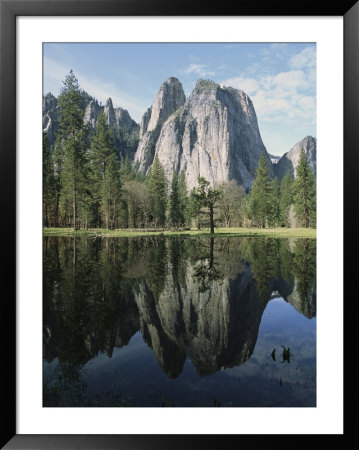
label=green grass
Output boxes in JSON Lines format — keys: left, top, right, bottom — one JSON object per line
{"left": 43, "top": 227, "right": 316, "bottom": 239}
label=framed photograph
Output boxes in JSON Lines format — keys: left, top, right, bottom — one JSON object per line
{"left": 1, "top": 0, "right": 355, "bottom": 448}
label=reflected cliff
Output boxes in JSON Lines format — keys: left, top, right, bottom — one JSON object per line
{"left": 43, "top": 236, "right": 316, "bottom": 380}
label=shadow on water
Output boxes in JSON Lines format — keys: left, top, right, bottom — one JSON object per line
{"left": 43, "top": 235, "right": 316, "bottom": 406}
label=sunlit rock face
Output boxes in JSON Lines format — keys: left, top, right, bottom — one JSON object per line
{"left": 275, "top": 136, "right": 317, "bottom": 181}
{"left": 135, "top": 78, "right": 273, "bottom": 191}
{"left": 135, "top": 77, "right": 186, "bottom": 173}
{"left": 84, "top": 100, "right": 102, "bottom": 127}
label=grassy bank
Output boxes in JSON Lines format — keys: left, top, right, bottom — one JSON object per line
{"left": 43, "top": 227, "right": 316, "bottom": 239}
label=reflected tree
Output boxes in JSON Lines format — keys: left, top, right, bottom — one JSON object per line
{"left": 145, "top": 236, "right": 168, "bottom": 300}
{"left": 292, "top": 239, "right": 316, "bottom": 316}
{"left": 245, "top": 238, "right": 279, "bottom": 301}
{"left": 193, "top": 237, "right": 223, "bottom": 293}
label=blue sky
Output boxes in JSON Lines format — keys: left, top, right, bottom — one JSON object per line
{"left": 43, "top": 43, "right": 316, "bottom": 156}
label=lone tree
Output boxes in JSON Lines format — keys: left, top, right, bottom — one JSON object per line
{"left": 293, "top": 147, "right": 316, "bottom": 228}
{"left": 192, "top": 177, "right": 222, "bottom": 234}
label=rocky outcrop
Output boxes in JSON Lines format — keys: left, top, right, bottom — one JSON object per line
{"left": 104, "top": 98, "right": 116, "bottom": 127}
{"left": 139, "top": 107, "right": 152, "bottom": 138}
{"left": 84, "top": 100, "right": 102, "bottom": 127}
{"left": 102, "top": 97, "right": 138, "bottom": 131}
{"left": 135, "top": 77, "right": 186, "bottom": 172}
{"left": 136, "top": 79, "right": 273, "bottom": 191}
{"left": 275, "top": 136, "right": 316, "bottom": 180}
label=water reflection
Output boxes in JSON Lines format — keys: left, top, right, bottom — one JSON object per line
{"left": 43, "top": 236, "right": 316, "bottom": 405}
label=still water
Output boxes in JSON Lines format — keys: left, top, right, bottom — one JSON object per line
{"left": 43, "top": 235, "right": 316, "bottom": 407}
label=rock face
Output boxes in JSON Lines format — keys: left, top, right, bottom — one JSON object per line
{"left": 135, "top": 77, "right": 186, "bottom": 172}
{"left": 84, "top": 100, "right": 102, "bottom": 127}
{"left": 135, "top": 78, "right": 272, "bottom": 191}
{"left": 275, "top": 136, "right": 316, "bottom": 180}
{"left": 101, "top": 97, "right": 140, "bottom": 158}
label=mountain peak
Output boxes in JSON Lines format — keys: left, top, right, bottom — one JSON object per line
{"left": 194, "top": 79, "right": 219, "bottom": 91}
{"left": 275, "top": 135, "right": 317, "bottom": 180}
{"left": 164, "top": 76, "right": 182, "bottom": 86}
{"left": 105, "top": 97, "right": 114, "bottom": 108}
{"left": 134, "top": 77, "right": 186, "bottom": 171}
{"left": 135, "top": 77, "right": 270, "bottom": 190}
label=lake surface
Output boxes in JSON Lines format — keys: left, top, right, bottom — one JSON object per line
{"left": 43, "top": 235, "right": 316, "bottom": 407}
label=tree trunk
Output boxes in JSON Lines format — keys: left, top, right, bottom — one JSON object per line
{"left": 73, "top": 199, "right": 77, "bottom": 230}
{"left": 209, "top": 205, "right": 215, "bottom": 234}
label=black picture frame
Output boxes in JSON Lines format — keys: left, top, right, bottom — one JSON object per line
{"left": 1, "top": 0, "right": 356, "bottom": 448}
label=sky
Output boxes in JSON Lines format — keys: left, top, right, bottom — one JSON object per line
{"left": 43, "top": 42, "right": 316, "bottom": 156}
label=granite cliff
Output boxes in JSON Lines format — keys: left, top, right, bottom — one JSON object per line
{"left": 135, "top": 78, "right": 273, "bottom": 190}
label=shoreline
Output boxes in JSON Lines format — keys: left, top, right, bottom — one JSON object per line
{"left": 43, "top": 227, "right": 316, "bottom": 239}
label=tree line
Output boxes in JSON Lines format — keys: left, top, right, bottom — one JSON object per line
{"left": 43, "top": 71, "right": 316, "bottom": 230}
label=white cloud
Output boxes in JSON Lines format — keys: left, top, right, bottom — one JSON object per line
{"left": 181, "top": 63, "right": 215, "bottom": 78}
{"left": 43, "top": 58, "right": 146, "bottom": 122}
{"left": 289, "top": 46, "right": 316, "bottom": 70}
{"left": 271, "top": 70, "right": 305, "bottom": 92}
{"left": 221, "top": 77, "right": 259, "bottom": 95}
{"left": 221, "top": 67, "right": 316, "bottom": 128}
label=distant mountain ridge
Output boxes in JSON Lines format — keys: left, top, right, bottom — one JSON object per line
{"left": 43, "top": 78, "right": 316, "bottom": 189}
{"left": 268, "top": 153, "right": 280, "bottom": 164}
{"left": 42, "top": 91, "right": 140, "bottom": 160}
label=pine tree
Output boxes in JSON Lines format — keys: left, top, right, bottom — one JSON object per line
{"left": 54, "top": 70, "right": 88, "bottom": 230}
{"left": 88, "top": 111, "right": 120, "bottom": 228}
{"left": 147, "top": 156, "right": 168, "bottom": 226}
{"left": 119, "top": 155, "right": 135, "bottom": 183}
{"left": 101, "top": 153, "right": 121, "bottom": 229}
{"left": 279, "top": 172, "right": 294, "bottom": 227}
{"left": 293, "top": 148, "right": 316, "bottom": 227}
{"left": 168, "top": 172, "right": 184, "bottom": 226}
{"left": 178, "top": 170, "right": 189, "bottom": 225}
{"left": 248, "top": 152, "right": 272, "bottom": 228}
{"left": 268, "top": 176, "right": 280, "bottom": 227}
{"left": 43, "top": 132, "right": 58, "bottom": 227}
